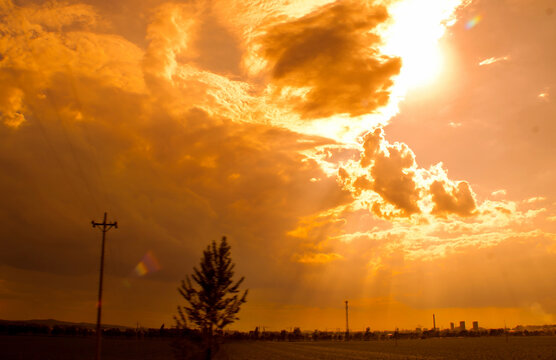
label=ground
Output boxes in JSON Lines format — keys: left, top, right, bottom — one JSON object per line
{"left": 1, "top": 335, "right": 556, "bottom": 359}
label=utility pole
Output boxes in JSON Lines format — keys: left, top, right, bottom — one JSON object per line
{"left": 433, "top": 314, "right": 436, "bottom": 331}
{"left": 345, "top": 300, "right": 349, "bottom": 340}
{"left": 92, "top": 212, "right": 117, "bottom": 360}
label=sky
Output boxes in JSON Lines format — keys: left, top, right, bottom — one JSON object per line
{"left": 0, "top": 0, "right": 555, "bottom": 332}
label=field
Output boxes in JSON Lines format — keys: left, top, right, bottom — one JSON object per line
{"left": 2, "top": 335, "right": 556, "bottom": 359}
{"left": 222, "top": 337, "right": 556, "bottom": 359}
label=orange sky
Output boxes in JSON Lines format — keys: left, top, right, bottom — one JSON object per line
{"left": 1, "top": 0, "right": 555, "bottom": 331}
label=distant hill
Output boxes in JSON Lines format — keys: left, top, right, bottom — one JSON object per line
{"left": 0, "top": 319, "right": 131, "bottom": 330}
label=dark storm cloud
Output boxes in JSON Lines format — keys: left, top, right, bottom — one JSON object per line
{"left": 258, "top": 0, "right": 401, "bottom": 119}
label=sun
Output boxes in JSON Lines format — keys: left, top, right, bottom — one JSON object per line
{"left": 287, "top": 0, "right": 466, "bottom": 144}
{"left": 379, "top": 0, "right": 464, "bottom": 91}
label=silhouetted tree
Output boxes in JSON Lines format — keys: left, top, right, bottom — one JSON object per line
{"left": 175, "top": 236, "right": 247, "bottom": 360}
{"left": 364, "top": 327, "right": 371, "bottom": 340}
{"left": 292, "top": 327, "right": 302, "bottom": 341}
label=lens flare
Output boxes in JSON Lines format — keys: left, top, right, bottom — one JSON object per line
{"left": 133, "top": 250, "right": 161, "bottom": 277}
{"left": 465, "top": 15, "right": 481, "bottom": 29}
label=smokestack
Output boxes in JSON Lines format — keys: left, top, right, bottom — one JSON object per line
{"left": 433, "top": 314, "right": 436, "bottom": 331}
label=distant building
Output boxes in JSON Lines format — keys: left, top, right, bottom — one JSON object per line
{"left": 450, "top": 322, "right": 455, "bottom": 330}
{"left": 460, "top": 321, "right": 466, "bottom": 331}
{"left": 473, "top": 321, "right": 479, "bottom": 331}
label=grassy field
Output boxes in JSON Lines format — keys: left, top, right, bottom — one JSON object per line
{"left": 0, "top": 335, "right": 174, "bottom": 360}
{"left": 221, "top": 337, "right": 556, "bottom": 359}
{"left": 2, "top": 335, "right": 556, "bottom": 359}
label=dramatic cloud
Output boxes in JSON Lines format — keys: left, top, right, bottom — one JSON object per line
{"left": 430, "top": 180, "right": 476, "bottom": 217}
{"left": 338, "top": 127, "right": 477, "bottom": 218}
{"left": 0, "top": 0, "right": 351, "bottom": 307}
{"left": 359, "top": 128, "right": 420, "bottom": 216}
{"left": 257, "top": 0, "right": 401, "bottom": 119}
{"left": 1, "top": 0, "right": 555, "bottom": 331}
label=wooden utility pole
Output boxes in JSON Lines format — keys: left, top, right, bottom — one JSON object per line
{"left": 92, "top": 212, "right": 117, "bottom": 360}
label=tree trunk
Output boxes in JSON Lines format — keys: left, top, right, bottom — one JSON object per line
{"left": 205, "top": 324, "right": 213, "bottom": 360}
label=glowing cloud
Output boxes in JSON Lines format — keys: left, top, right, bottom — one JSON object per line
{"left": 2, "top": 0, "right": 554, "bottom": 332}
{"left": 478, "top": 56, "right": 510, "bottom": 66}
{"left": 294, "top": 252, "right": 343, "bottom": 264}
{"left": 526, "top": 197, "right": 547, "bottom": 204}
{"left": 430, "top": 180, "right": 476, "bottom": 217}
{"left": 337, "top": 127, "right": 479, "bottom": 219}
{"left": 538, "top": 89, "right": 550, "bottom": 100}
{"left": 235, "top": 0, "right": 468, "bottom": 142}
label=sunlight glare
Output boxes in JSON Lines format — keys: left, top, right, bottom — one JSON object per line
{"left": 380, "top": 0, "right": 465, "bottom": 90}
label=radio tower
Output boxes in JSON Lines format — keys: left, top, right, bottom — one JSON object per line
{"left": 345, "top": 300, "right": 349, "bottom": 340}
